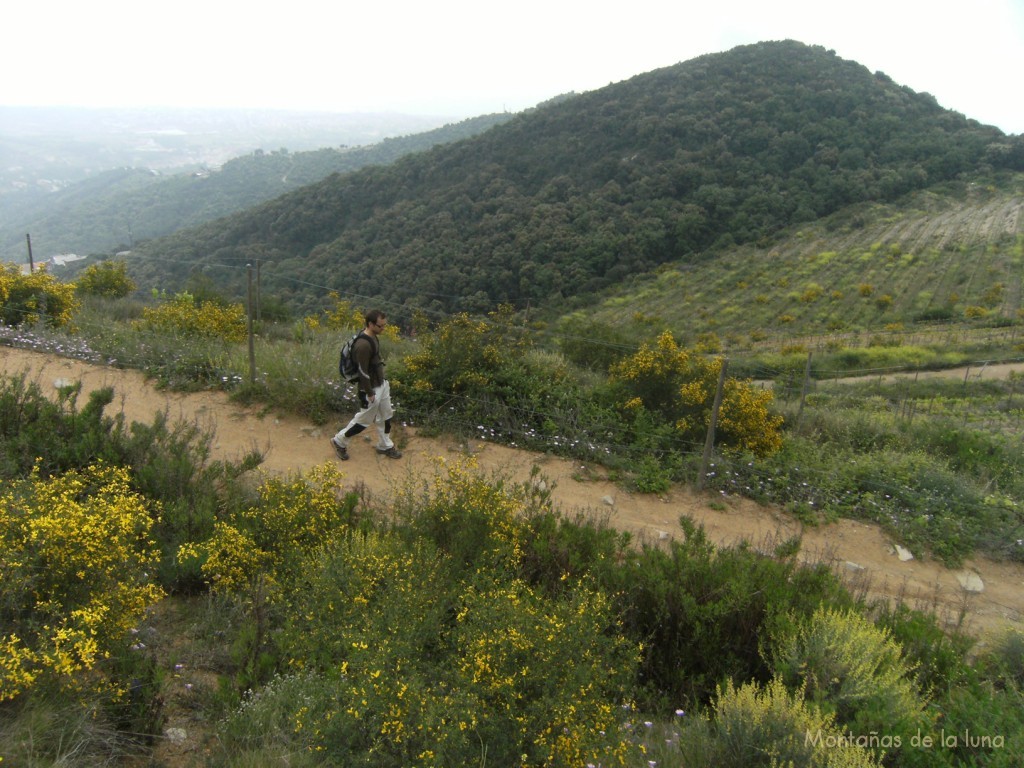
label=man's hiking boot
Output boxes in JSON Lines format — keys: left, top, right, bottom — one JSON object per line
{"left": 331, "top": 437, "right": 349, "bottom": 461}
{"left": 376, "top": 446, "right": 402, "bottom": 459}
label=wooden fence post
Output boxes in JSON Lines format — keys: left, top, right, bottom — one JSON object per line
{"left": 795, "top": 351, "right": 813, "bottom": 429}
{"left": 247, "top": 264, "right": 256, "bottom": 385}
{"left": 697, "top": 358, "right": 728, "bottom": 490}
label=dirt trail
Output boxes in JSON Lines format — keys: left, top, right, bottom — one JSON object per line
{"left": 3, "top": 346, "right": 1023, "bottom": 642}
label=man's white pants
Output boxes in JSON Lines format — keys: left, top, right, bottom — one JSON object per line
{"left": 333, "top": 380, "right": 395, "bottom": 449}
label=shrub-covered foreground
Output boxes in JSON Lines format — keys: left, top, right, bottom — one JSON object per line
{"left": 1, "top": 371, "right": 1022, "bottom": 766}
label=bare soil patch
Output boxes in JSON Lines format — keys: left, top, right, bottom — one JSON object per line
{"left": 3, "top": 346, "right": 1022, "bottom": 643}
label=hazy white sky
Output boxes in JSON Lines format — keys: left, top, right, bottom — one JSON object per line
{"left": 3, "top": 0, "right": 1022, "bottom": 134}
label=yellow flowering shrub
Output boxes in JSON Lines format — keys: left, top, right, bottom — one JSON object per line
{"left": 74, "top": 259, "right": 136, "bottom": 298}
{"left": 403, "top": 312, "right": 490, "bottom": 392}
{"left": 610, "top": 330, "right": 783, "bottom": 457}
{"left": 0, "top": 463, "right": 164, "bottom": 702}
{"left": 135, "top": 291, "right": 247, "bottom": 342}
{"left": 282, "top": 531, "right": 470, "bottom": 762}
{"left": 317, "top": 293, "right": 363, "bottom": 331}
{"left": 452, "top": 578, "right": 641, "bottom": 767}
{"left": 178, "top": 522, "right": 267, "bottom": 594}
{"left": 395, "top": 456, "right": 536, "bottom": 572}
{"left": 311, "top": 292, "right": 399, "bottom": 341}
{"left": 403, "top": 305, "right": 532, "bottom": 394}
{"left": 0, "top": 263, "right": 79, "bottom": 328}
{"left": 177, "top": 463, "right": 352, "bottom": 595}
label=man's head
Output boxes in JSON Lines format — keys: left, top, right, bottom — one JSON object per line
{"left": 365, "top": 309, "right": 387, "bottom": 334}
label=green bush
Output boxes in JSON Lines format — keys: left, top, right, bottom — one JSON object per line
{"left": 874, "top": 603, "right": 975, "bottom": 695}
{"left": 924, "top": 677, "right": 1023, "bottom": 768}
{"left": 518, "top": 507, "right": 632, "bottom": 596}
{"left": 556, "top": 315, "right": 633, "bottom": 371}
{"left": 768, "top": 606, "right": 928, "bottom": 752}
{"left": 705, "top": 435, "right": 1016, "bottom": 566}
{"left": 604, "top": 517, "right": 853, "bottom": 711}
{"left": 694, "top": 677, "right": 882, "bottom": 767}
{"left": 396, "top": 308, "right": 633, "bottom": 465}
{"left": 394, "top": 457, "right": 538, "bottom": 576}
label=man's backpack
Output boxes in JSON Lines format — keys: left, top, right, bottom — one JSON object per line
{"left": 338, "top": 332, "right": 365, "bottom": 383}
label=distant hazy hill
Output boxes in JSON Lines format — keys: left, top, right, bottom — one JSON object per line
{"left": 0, "top": 112, "right": 513, "bottom": 262}
{"left": 116, "top": 42, "right": 1024, "bottom": 323}
{"left": 0, "top": 105, "right": 459, "bottom": 178}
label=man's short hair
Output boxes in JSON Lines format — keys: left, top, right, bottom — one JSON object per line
{"left": 365, "top": 309, "right": 386, "bottom": 326}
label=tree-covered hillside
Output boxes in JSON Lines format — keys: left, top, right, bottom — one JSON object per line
{"left": 1, "top": 113, "right": 512, "bottom": 263}
{"left": 126, "top": 40, "right": 1023, "bottom": 320}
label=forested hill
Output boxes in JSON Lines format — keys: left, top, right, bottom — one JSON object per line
{"left": 127, "top": 40, "right": 1024, "bottom": 319}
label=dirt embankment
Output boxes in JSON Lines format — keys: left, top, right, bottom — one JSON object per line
{"left": 3, "top": 346, "right": 1023, "bottom": 641}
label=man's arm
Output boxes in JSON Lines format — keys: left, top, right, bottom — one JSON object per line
{"left": 354, "top": 335, "right": 375, "bottom": 395}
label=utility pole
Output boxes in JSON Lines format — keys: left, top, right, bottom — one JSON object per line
{"left": 26, "top": 234, "right": 34, "bottom": 273}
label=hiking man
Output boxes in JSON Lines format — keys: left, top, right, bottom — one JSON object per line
{"left": 331, "top": 309, "right": 402, "bottom": 460}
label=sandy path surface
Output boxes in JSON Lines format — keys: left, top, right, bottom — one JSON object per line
{"left": 3, "top": 345, "right": 1022, "bottom": 641}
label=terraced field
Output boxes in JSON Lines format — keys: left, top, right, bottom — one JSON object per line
{"left": 583, "top": 178, "right": 1024, "bottom": 348}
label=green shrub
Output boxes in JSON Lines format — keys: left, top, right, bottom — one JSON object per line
{"left": 633, "top": 454, "right": 674, "bottom": 493}
{"left": 874, "top": 603, "right": 975, "bottom": 695}
{"left": 768, "top": 606, "right": 928, "bottom": 757}
{"left": 605, "top": 517, "right": 853, "bottom": 710}
{"left": 394, "top": 457, "right": 537, "bottom": 576}
{"left": 556, "top": 315, "right": 633, "bottom": 371}
{"left": 926, "top": 677, "right": 1022, "bottom": 768}
{"left": 980, "top": 629, "right": 1024, "bottom": 690}
{"left": 518, "top": 507, "right": 632, "bottom": 596}
{"left": 695, "top": 677, "right": 882, "bottom": 767}
{"left": 705, "top": 436, "right": 1010, "bottom": 566}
